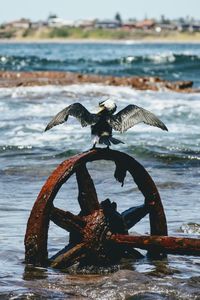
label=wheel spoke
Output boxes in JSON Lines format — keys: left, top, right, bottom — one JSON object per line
{"left": 50, "top": 206, "right": 85, "bottom": 233}
{"left": 122, "top": 247, "right": 144, "bottom": 259}
{"left": 50, "top": 242, "right": 87, "bottom": 269}
{"left": 76, "top": 164, "right": 100, "bottom": 215}
{"left": 121, "top": 205, "right": 149, "bottom": 230}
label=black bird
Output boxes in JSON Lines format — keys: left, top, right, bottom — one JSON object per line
{"left": 45, "top": 99, "right": 168, "bottom": 147}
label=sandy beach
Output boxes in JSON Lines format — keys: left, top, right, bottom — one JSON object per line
{"left": 0, "top": 37, "right": 200, "bottom": 44}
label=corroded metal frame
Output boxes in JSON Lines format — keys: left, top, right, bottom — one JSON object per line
{"left": 24, "top": 148, "right": 200, "bottom": 268}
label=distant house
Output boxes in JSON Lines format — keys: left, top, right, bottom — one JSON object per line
{"left": 47, "top": 14, "right": 75, "bottom": 28}
{"left": 5, "top": 18, "right": 31, "bottom": 29}
{"left": 155, "top": 23, "right": 177, "bottom": 32}
{"left": 74, "top": 19, "right": 95, "bottom": 29}
{"left": 191, "top": 24, "right": 200, "bottom": 32}
{"left": 135, "top": 19, "right": 155, "bottom": 30}
{"left": 31, "top": 21, "right": 47, "bottom": 29}
{"left": 122, "top": 20, "right": 136, "bottom": 29}
{"left": 177, "top": 23, "right": 190, "bottom": 32}
{"left": 177, "top": 23, "right": 200, "bottom": 32}
{"left": 95, "top": 19, "right": 121, "bottom": 29}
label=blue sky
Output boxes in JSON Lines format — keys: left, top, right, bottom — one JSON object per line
{"left": 1, "top": 0, "right": 200, "bottom": 23}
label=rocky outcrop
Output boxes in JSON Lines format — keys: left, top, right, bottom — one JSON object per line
{"left": 0, "top": 71, "right": 197, "bottom": 92}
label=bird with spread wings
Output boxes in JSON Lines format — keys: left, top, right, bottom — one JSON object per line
{"left": 45, "top": 99, "right": 168, "bottom": 148}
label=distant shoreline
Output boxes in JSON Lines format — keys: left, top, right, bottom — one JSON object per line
{"left": 0, "top": 38, "right": 200, "bottom": 44}
{"left": 1, "top": 25, "right": 200, "bottom": 44}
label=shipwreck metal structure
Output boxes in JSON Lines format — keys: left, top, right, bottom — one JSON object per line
{"left": 25, "top": 148, "right": 200, "bottom": 269}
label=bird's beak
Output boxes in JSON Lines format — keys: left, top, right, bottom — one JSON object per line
{"left": 97, "top": 105, "right": 105, "bottom": 114}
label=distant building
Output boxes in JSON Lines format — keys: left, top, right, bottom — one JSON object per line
{"left": 47, "top": 14, "right": 75, "bottom": 28}
{"left": 155, "top": 23, "right": 177, "bottom": 32}
{"left": 177, "top": 23, "right": 200, "bottom": 32}
{"left": 4, "top": 18, "right": 31, "bottom": 29}
{"left": 1, "top": 14, "right": 200, "bottom": 36}
{"left": 135, "top": 19, "right": 155, "bottom": 30}
{"left": 191, "top": 24, "right": 200, "bottom": 31}
{"left": 74, "top": 19, "right": 95, "bottom": 29}
{"left": 31, "top": 21, "right": 47, "bottom": 29}
{"left": 122, "top": 20, "right": 136, "bottom": 29}
{"left": 95, "top": 19, "right": 121, "bottom": 29}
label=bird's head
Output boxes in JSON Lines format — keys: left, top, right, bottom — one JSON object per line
{"left": 98, "top": 99, "right": 117, "bottom": 115}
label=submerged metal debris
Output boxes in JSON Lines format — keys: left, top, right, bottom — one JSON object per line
{"left": 24, "top": 148, "right": 200, "bottom": 269}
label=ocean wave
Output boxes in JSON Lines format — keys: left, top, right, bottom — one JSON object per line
{"left": 0, "top": 83, "right": 199, "bottom": 165}
{"left": 1, "top": 83, "right": 199, "bottom": 125}
{"left": 127, "top": 144, "right": 200, "bottom": 164}
{"left": 0, "top": 82, "right": 199, "bottom": 123}
{"left": 180, "top": 223, "right": 200, "bottom": 235}
{"left": 1, "top": 137, "right": 199, "bottom": 166}
{"left": 148, "top": 53, "right": 176, "bottom": 63}
{"left": 1, "top": 52, "right": 200, "bottom": 85}
{"left": 1, "top": 53, "right": 200, "bottom": 71}
{"left": 0, "top": 81, "right": 199, "bottom": 98}
{"left": 121, "top": 52, "right": 176, "bottom": 64}
{"left": 0, "top": 145, "right": 33, "bottom": 152}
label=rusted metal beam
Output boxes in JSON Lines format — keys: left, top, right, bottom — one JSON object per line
{"left": 110, "top": 234, "right": 200, "bottom": 256}
{"left": 50, "top": 242, "right": 87, "bottom": 269}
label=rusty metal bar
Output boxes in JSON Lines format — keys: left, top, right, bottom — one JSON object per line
{"left": 110, "top": 234, "right": 200, "bottom": 256}
{"left": 50, "top": 242, "right": 87, "bottom": 269}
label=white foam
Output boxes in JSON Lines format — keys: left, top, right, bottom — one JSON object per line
{"left": 148, "top": 52, "right": 176, "bottom": 64}
{"left": 0, "top": 83, "right": 199, "bottom": 148}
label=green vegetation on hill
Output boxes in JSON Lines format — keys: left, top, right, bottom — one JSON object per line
{"left": 26, "top": 27, "right": 150, "bottom": 40}
{"left": 1, "top": 26, "right": 200, "bottom": 41}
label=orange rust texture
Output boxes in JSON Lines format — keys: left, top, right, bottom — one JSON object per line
{"left": 110, "top": 234, "right": 200, "bottom": 256}
{"left": 25, "top": 148, "right": 200, "bottom": 267}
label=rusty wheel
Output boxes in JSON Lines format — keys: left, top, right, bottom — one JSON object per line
{"left": 25, "top": 148, "right": 168, "bottom": 268}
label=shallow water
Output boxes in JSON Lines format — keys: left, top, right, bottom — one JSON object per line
{"left": 0, "top": 43, "right": 200, "bottom": 299}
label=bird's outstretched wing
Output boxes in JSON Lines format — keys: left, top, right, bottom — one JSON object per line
{"left": 45, "top": 102, "right": 99, "bottom": 131}
{"left": 108, "top": 104, "right": 168, "bottom": 132}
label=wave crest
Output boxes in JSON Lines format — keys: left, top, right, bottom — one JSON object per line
{"left": 1, "top": 53, "right": 200, "bottom": 72}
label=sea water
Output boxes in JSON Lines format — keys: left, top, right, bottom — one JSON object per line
{"left": 0, "top": 42, "right": 200, "bottom": 299}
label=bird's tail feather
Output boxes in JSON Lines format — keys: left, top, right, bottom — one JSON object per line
{"left": 109, "top": 137, "right": 124, "bottom": 145}
{"left": 99, "top": 136, "right": 124, "bottom": 146}
{"left": 99, "top": 136, "right": 111, "bottom": 146}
